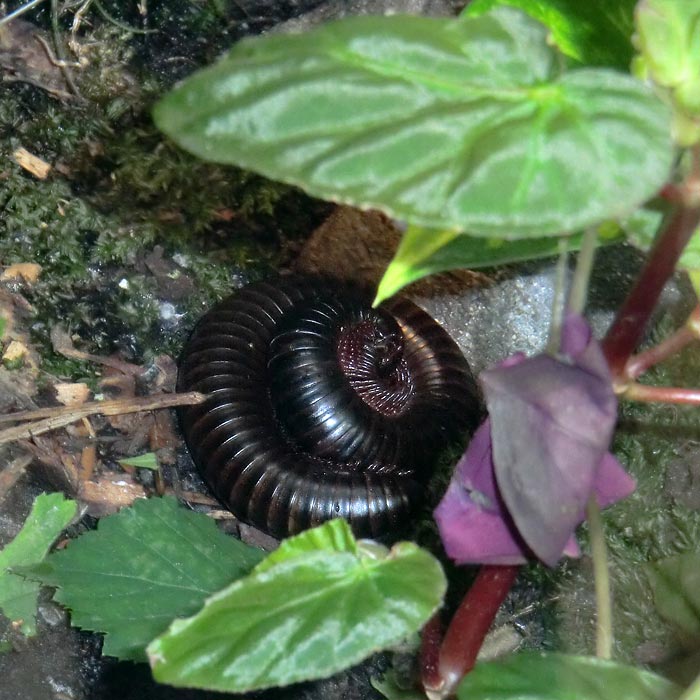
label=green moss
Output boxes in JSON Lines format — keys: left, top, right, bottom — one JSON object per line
{"left": 2, "top": 357, "right": 25, "bottom": 371}
{"left": 0, "top": 7, "right": 312, "bottom": 380}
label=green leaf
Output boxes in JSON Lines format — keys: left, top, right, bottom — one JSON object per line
{"left": 148, "top": 521, "right": 446, "bottom": 693}
{"left": 374, "top": 223, "right": 624, "bottom": 305}
{"left": 465, "top": 0, "right": 637, "bottom": 69}
{"left": 118, "top": 452, "right": 159, "bottom": 470}
{"left": 647, "top": 551, "right": 700, "bottom": 640}
{"left": 253, "top": 517, "right": 358, "bottom": 574}
{"left": 635, "top": 0, "right": 700, "bottom": 146}
{"left": 154, "top": 10, "right": 673, "bottom": 239}
{"left": 0, "top": 316, "right": 5, "bottom": 338}
{"left": 457, "top": 652, "right": 683, "bottom": 700}
{"left": 622, "top": 206, "right": 664, "bottom": 246}
{"left": 0, "top": 493, "right": 77, "bottom": 636}
{"left": 25, "top": 496, "right": 264, "bottom": 661}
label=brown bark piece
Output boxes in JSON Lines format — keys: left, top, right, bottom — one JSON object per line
{"left": 11, "top": 148, "right": 51, "bottom": 179}
{"left": 294, "top": 206, "right": 488, "bottom": 296}
{"left": 80, "top": 472, "right": 147, "bottom": 516}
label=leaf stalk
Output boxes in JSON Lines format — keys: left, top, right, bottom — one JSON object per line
{"left": 586, "top": 496, "right": 612, "bottom": 660}
{"left": 623, "top": 305, "right": 700, "bottom": 380}
{"left": 602, "top": 202, "right": 700, "bottom": 375}
{"left": 423, "top": 565, "right": 519, "bottom": 699}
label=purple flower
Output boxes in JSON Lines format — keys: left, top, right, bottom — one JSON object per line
{"left": 435, "top": 314, "right": 635, "bottom": 567}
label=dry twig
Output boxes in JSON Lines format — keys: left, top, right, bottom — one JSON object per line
{"left": 0, "top": 392, "right": 205, "bottom": 446}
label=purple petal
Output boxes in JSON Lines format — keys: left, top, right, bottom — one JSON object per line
{"left": 435, "top": 315, "right": 635, "bottom": 568}
{"left": 560, "top": 312, "right": 613, "bottom": 383}
{"left": 559, "top": 312, "right": 591, "bottom": 358}
{"left": 563, "top": 535, "right": 581, "bottom": 558}
{"left": 434, "top": 422, "right": 530, "bottom": 565}
{"left": 482, "top": 321, "right": 621, "bottom": 567}
{"left": 593, "top": 452, "right": 636, "bottom": 506}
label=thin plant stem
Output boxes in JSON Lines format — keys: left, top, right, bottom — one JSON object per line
{"left": 624, "top": 308, "right": 700, "bottom": 380}
{"left": 586, "top": 495, "right": 612, "bottom": 660}
{"left": 567, "top": 227, "right": 598, "bottom": 316}
{"left": 420, "top": 614, "right": 443, "bottom": 692}
{"left": 622, "top": 383, "right": 700, "bottom": 404}
{"left": 0, "top": 0, "right": 46, "bottom": 26}
{"left": 546, "top": 237, "right": 569, "bottom": 355}
{"left": 0, "top": 392, "right": 205, "bottom": 446}
{"left": 50, "top": 0, "right": 82, "bottom": 98}
{"left": 93, "top": 0, "right": 157, "bottom": 34}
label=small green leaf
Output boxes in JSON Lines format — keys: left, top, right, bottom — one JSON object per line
{"left": 466, "top": 0, "right": 637, "bottom": 69}
{"left": 148, "top": 521, "right": 446, "bottom": 693}
{"left": 0, "top": 317, "right": 6, "bottom": 338}
{"left": 154, "top": 10, "right": 673, "bottom": 239}
{"left": 647, "top": 551, "right": 700, "bottom": 640}
{"left": 375, "top": 225, "right": 592, "bottom": 305}
{"left": 118, "top": 452, "right": 159, "bottom": 470}
{"left": 457, "top": 652, "right": 683, "bottom": 700}
{"left": 374, "top": 222, "right": 625, "bottom": 305}
{"left": 25, "top": 496, "right": 263, "bottom": 661}
{"left": 0, "top": 493, "right": 77, "bottom": 636}
{"left": 635, "top": 0, "right": 700, "bottom": 146}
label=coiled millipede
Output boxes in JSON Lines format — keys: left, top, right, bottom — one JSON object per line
{"left": 177, "top": 276, "right": 480, "bottom": 539}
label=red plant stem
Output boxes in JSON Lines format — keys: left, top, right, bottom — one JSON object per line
{"left": 420, "top": 613, "right": 444, "bottom": 692}
{"left": 624, "top": 309, "right": 700, "bottom": 380}
{"left": 602, "top": 204, "right": 700, "bottom": 376}
{"left": 622, "top": 383, "right": 700, "bottom": 404}
{"left": 425, "top": 565, "right": 519, "bottom": 699}
{"left": 659, "top": 183, "right": 685, "bottom": 203}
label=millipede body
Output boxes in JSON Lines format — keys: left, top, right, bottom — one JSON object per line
{"left": 177, "top": 276, "right": 480, "bottom": 539}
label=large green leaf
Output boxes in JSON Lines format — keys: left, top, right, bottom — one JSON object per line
{"left": 466, "top": 0, "right": 637, "bottom": 69}
{"left": 148, "top": 521, "right": 446, "bottom": 693}
{"left": 25, "top": 496, "right": 263, "bottom": 661}
{"left": 635, "top": 0, "right": 700, "bottom": 146}
{"left": 154, "top": 10, "right": 673, "bottom": 239}
{"left": 457, "top": 652, "right": 682, "bottom": 700}
{"left": 647, "top": 551, "right": 700, "bottom": 640}
{"left": 0, "top": 493, "right": 77, "bottom": 636}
